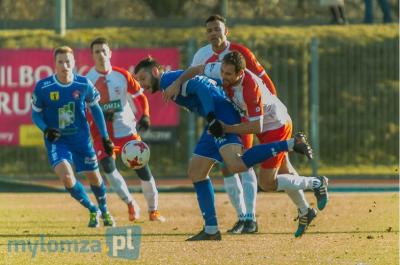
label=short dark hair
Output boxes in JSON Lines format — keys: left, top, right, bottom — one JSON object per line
{"left": 205, "top": 14, "right": 226, "bottom": 25}
{"left": 222, "top": 51, "right": 246, "bottom": 73}
{"left": 134, "top": 56, "right": 162, "bottom": 74}
{"left": 90, "top": 37, "right": 109, "bottom": 51}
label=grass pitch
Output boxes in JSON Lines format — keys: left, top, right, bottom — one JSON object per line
{"left": 0, "top": 192, "right": 398, "bottom": 265}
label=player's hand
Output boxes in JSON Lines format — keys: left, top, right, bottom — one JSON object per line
{"left": 162, "top": 80, "right": 181, "bottom": 102}
{"left": 44, "top": 127, "right": 61, "bottom": 142}
{"left": 102, "top": 137, "right": 115, "bottom": 156}
{"left": 137, "top": 115, "right": 150, "bottom": 131}
{"left": 103, "top": 111, "right": 114, "bottom": 122}
{"left": 207, "top": 112, "right": 224, "bottom": 138}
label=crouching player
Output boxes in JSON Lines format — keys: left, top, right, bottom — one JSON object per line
{"left": 31, "top": 46, "right": 115, "bottom": 228}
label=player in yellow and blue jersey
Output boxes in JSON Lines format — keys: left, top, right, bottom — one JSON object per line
{"left": 31, "top": 46, "right": 115, "bottom": 228}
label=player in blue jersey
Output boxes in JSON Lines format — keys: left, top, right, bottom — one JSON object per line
{"left": 134, "top": 57, "right": 313, "bottom": 241}
{"left": 31, "top": 46, "right": 115, "bottom": 228}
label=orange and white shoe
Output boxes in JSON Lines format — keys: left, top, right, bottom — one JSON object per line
{"left": 127, "top": 200, "right": 140, "bottom": 222}
{"left": 149, "top": 210, "right": 166, "bottom": 222}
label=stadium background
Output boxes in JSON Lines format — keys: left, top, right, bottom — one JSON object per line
{"left": 0, "top": 0, "right": 398, "bottom": 187}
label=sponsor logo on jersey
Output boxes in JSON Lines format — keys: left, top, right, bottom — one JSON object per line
{"left": 50, "top": 91, "right": 59, "bottom": 101}
{"left": 101, "top": 100, "right": 122, "bottom": 113}
{"left": 58, "top": 102, "right": 75, "bottom": 129}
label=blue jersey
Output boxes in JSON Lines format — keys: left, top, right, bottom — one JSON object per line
{"left": 160, "top": 71, "right": 240, "bottom": 124}
{"left": 31, "top": 74, "right": 100, "bottom": 143}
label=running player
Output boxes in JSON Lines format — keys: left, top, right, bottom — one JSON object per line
{"left": 86, "top": 37, "right": 165, "bottom": 222}
{"left": 31, "top": 46, "right": 115, "bottom": 228}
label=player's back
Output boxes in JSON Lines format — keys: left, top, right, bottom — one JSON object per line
{"left": 160, "top": 71, "right": 240, "bottom": 120}
{"left": 33, "top": 74, "right": 97, "bottom": 143}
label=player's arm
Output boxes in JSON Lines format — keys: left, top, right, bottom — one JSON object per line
{"left": 162, "top": 65, "right": 205, "bottom": 102}
{"left": 241, "top": 46, "right": 277, "bottom": 95}
{"left": 129, "top": 75, "right": 151, "bottom": 131}
{"left": 222, "top": 118, "right": 262, "bottom": 135}
{"left": 86, "top": 80, "right": 114, "bottom": 155}
{"left": 31, "top": 87, "right": 61, "bottom": 142}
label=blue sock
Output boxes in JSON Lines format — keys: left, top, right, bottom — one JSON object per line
{"left": 242, "top": 141, "right": 289, "bottom": 168}
{"left": 90, "top": 182, "right": 108, "bottom": 214}
{"left": 193, "top": 179, "right": 218, "bottom": 227}
{"left": 66, "top": 181, "right": 98, "bottom": 213}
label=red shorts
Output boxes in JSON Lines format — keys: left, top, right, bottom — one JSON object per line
{"left": 256, "top": 122, "right": 292, "bottom": 169}
{"left": 241, "top": 134, "right": 253, "bottom": 150}
{"left": 93, "top": 133, "right": 141, "bottom": 161}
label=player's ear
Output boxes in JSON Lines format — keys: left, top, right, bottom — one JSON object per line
{"left": 151, "top": 66, "right": 159, "bottom": 77}
{"left": 225, "top": 27, "right": 229, "bottom": 36}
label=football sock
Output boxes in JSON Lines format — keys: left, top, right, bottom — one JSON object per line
{"left": 105, "top": 169, "right": 133, "bottom": 204}
{"left": 277, "top": 174, "right": 322, "bottom": 191}
{"left": 223, "top": 174, "right": 246, "bottom": 221}
{"left": 66, "top": 181, "right": 98, "bottom": 213}
{"left": 193, "top": 178, "right": 218, "bottom": 228}
{"left": 90, "top": 182, "right": 108, "bottom": 214}
{"left": 141, "top": 177, "right": 158, "bottom": 212}
{"left": 242, "top": 141, "right": 289, "bottom": 168}
{"left": 241, "top": 168, "right": 257, "bottom": 221}
{"left": 286, "top": 189, "right": 310, "bottom": 216}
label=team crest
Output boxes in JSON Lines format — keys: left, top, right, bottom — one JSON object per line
{"left": 72, "top": 90, "right": 81, "bottom": 99}
{"left": 50, "top": 91, "right": 59, "bottom": 101}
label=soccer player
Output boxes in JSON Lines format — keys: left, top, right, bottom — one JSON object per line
{"left": 134, "top": 57, "right": 313, "bottom": 241}
{"left": 163, "top": 51, "right": 329, "bottom": 237}
{"left": 86, "top": 37, "right": 165, "bottom": 222}
{"left": 31, "top": 46, "right": 115, "bottom": 228}
{"left": 188, "top": 14, "right": 277, "bottom": 234}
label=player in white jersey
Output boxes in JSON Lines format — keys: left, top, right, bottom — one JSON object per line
{"left": 186, "top": 14, "right": 280, "bottom": 234}
{"left": 86, "top": 37, "right": 165, "bottom": 222}
{"left": 164, "top": 51, "right": 329, "bottom": 237}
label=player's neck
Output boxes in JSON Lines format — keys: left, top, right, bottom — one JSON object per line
{"left": 56, "top": 73, "right": 73, "bottom": 84}
{"left": 96, "top": 63, "right": 112, "bottom": 74}
{"left": 213, "top": 41, "right": 228, "bottom": 53}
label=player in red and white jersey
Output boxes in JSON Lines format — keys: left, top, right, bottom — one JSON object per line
{"left": 164, "top": 51, "right": 329, "bottom": 237}
{"left": 86, "top": 37, "right": 165, "bottom": 223}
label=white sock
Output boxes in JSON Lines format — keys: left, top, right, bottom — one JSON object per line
{"left": 277, "top": 174, "right": 321, "bottom": 191}
{"left": 240, "top": 168, "right": 257, "bottom": 221}
{"left": 141, "top": 177, "right": 158, "bottom": 212}
{"left": 286, "top": 189, "right": 309, "bottom": 216}
{"left": 105, "top": 169, "right": 133, "bottom": 204}
{"left": 223, "top": 174, "right": 246, "bottom": 220}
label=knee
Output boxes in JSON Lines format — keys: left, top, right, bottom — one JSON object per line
{"left": 100, "top": 157, "right": 116, "bottom": 174}
{"left": 258, "top": 177, "right": 277, "bottom": 192}
{"left": 187, "top": 167, "right": 206, "bottom": 183}
{"left": 62, "top": 174, "right": 75, "bottom": 188}
{"left": 135, "top": 165, "right": 151, "bottom": 181}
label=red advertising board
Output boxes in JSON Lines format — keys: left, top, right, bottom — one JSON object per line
{"left": 0, "top": 48, "right": 180, "bottom": 145}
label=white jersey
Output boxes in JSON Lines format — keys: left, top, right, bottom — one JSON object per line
{"left": 86, "top": 66, "right": 142, "bottom": 138}
{"left": 204, "top": 62, "right": 290, "bottom": 132}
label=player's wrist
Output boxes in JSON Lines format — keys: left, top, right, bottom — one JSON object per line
{"left": 206, "top": 112, "right": 216, "bottom": 123}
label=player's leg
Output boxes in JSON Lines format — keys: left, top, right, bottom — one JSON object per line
{"left": 186, "top": 155, "right": 221, "bottom": 241}
{"left": 220, "top": 165, "right": 246, "bottom": 233}
{"left": 134, "top": 164, "right": 165, "bottom": 222}
{"left": 74, "top": 142, "right": 115, "bottom": 227}
{"left": 186, "top": 131, "right": 224, "bottom": 241}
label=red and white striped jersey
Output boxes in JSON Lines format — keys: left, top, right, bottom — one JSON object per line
{"left": 86, "top": 66, "right": 149, "bottom": 138}
{"left": 204, "top": 62, "right": 289, "bottom": 132}
{"left": 192, "top": 41, "right": 277, "bottom": 95}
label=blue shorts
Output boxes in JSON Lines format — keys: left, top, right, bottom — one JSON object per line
{"left": 45, "top": 139, "right": 98, "bottom": 173}
{"left": 194, "top": 128, "right": 242, "bottom": 163}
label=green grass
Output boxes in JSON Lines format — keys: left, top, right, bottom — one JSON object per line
{"left": 0, "top": 192, "right": 398, "bottom": 265}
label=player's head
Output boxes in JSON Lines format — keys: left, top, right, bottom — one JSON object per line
{"left": 53, "top": 46, "right": 75, "bottom": 76}
{"left": 134, "top": 56, "right": 162, "bottom": 94}
{"left": 221, "top": 51, "right": 246, "bottom": 87}
{"left": 205, "top": 14, "right": 228, "bottom": 49}
{"left": 90, "top": 37, "right": 112, "bottom": 69}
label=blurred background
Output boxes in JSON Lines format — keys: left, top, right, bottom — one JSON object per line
{"left": 0, "top": 0, "right": 398, "bottom": 189}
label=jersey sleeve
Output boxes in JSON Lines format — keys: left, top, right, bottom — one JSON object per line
{"left": 127, "top": 74, "right": 150, "bottom": 117}
{"left": 31, "top": 83, "right": 44, "bottom": 112}
{"left": 203, "top": 62, "right": 223, "bottom": 85}
{"left": 85, "top": 79, "right": 101, "bottom": 106}
{"left": 191, "top": 49, "right": 203, "bottom": 66}
{"left": 236, "top": 45, "right": 277, "bottom": 95}
{"left": 243, "top": 78, "right": 264, "bottom": 120}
